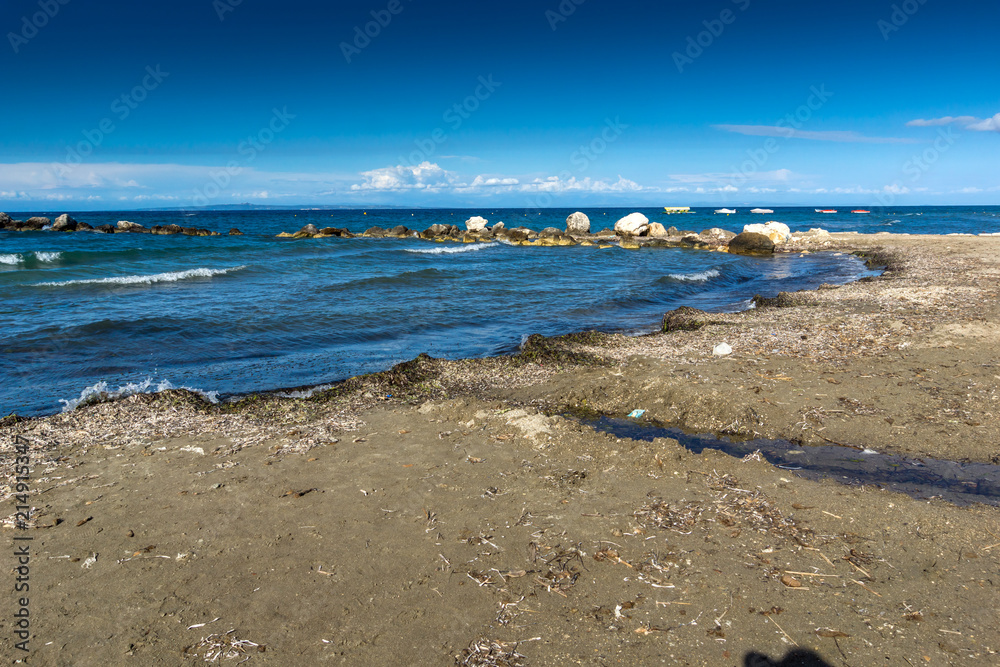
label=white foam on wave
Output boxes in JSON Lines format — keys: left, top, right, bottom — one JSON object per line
{"left": 36, "top": 265, "right": 246, "bottom": 287}
{"left": 0, "top": 253, "right": 23, "bottom": 265}
{"left": 59, "top": 378, "right": 220, "bottom": 412}
{"left": 404, "top": 242, "right": 494, "bottom": 255}
{"left": 35, "top": 251, "right": 62, "bottom": 262}
{"left": 667, "top": 269, "right": 721, "bottom": 283}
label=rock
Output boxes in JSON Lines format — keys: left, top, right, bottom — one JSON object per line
{"left": 25, "top": 217, "right": 51, "bottom": 230}
{"left": 491, "top": 222, "right": 505, "bottom": 231}
{"left": 592, "top": 227, "right": 617, "bottom": 237}
{"left": 565, "top": 211, "right": 590, "bottom": 234}
{"left": 539, "top": 227, "right": 563, "bottom": 237}
{"left": 116, "top": 220, "right": 145, "bottom": 232}
{"left": 95, "top": 224, "right": 116, "bottom": 234}
{"left": 647, "top": 222, "right": 668, "bottom": 237}
{"left": 742, "top": 221, "right": 791, "bottom": 244}
{"left": 151, "top": 224, "right": 183, "bottom": 235}
{"left": 614, "top": 212, "right": 649, "bottom": 236}
{"left": 712, "top": 342, "right": 733, "bottom": 357}
{"left": 464, "top": 216, "right": 488, "bottom": 231}
{"left": 52, "top": 214, "right": 77, "bottom": 232}
{"left": 182, "top": 227, "right": 212, "bottom": 237}
{"left": 363, "top": 226, "right": 388, "bottom": 238}
{"left": 76, "top": 222, "right": 93, "bottom": 231}
{"left": 700, "top": 227, "right": 736, "bottom": 242}
{"left": 318, "top": 227, "right": 353, "bottom": 238}
{"left": 228, "top": 228, "right": 244, "bottom": 235}
{"left": 0, "top": 212, "right": 11, "bottom": 228}
{"left": 680, "top": 234, "right": 704, "bottom": 246}
{"left": 424, "top": 224, "right": 452, "bottom": 236}
{"left": 727, "top": 232, "right": 775, "bottom": 255}
{"left": 289, "top": 224, "right": 319, "bottom": 239}
{"left": 662, "top": 306, "right": 714, "bottom": 332}
{"left": 752, "top": 292, "right": 800, "bottom": 308}
{"left": 496, "top": 227, "right": 530, "bottom": 242}
{"left": 388, "top": 225, "right": 411, "bottom": 237}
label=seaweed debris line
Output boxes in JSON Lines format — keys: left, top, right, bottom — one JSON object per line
{"left": 577, "top": 414, "right": 1000, "bottom": 507}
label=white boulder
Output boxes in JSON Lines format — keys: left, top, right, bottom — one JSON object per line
{"left": 565, "top": 211, "right": 590, "bottom": 234}
{"left": 742, "top": 221, "right": 791, "bottom": 244}
{"left": 465, "top": 216, "right": 488, "bottom": 231}
{"left": 614, "top": 212, "right": 650, "bottom": 236}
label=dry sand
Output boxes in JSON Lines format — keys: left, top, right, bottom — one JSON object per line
{"left": 3, "top": 233, "right": 1000, "bottom": 666}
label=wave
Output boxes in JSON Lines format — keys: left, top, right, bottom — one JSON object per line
{"left": 404, "top": 242, "right": 495, "bottom": 255}
{"left": 59, "top": 377, "right": 220, "bottom": 412}
{"left": 0, "top": 253, "right": 22, "bottom": 265}
{"left": 35, "top": 265, "right": 246, "bottom": 287}
{"left": 35, "top": 251, "right": 62, "bottom": 262}
{"left": 665, "top": 269, "right": 721, "bottom": 283}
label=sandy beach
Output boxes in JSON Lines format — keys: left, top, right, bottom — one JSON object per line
{"left": 3, "top": 233, "right": 1000, "bottom": 665}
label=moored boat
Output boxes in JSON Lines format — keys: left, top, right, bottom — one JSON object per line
{"left": 816, "top": 209, "right": 837, "bottom": 213}
{"left": 750, "top": 208, "right": 774, "bottom": 214}
{"left": 715, "top": 208, "right": 736, "bottom": 215}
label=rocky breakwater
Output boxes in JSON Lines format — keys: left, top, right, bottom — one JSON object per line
{"left": 0, "top": 211, "right": 238, "bottom": 236}
{"left": 724, "top": 221, "right": 831, "bottom": 256}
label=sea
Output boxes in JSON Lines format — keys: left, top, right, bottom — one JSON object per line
{"left": 2, "top": 206, "right": 998, "bottom": 417}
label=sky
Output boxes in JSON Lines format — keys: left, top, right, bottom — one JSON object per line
{"left": 1, "top": 0, "right": 998, "bottom": 210}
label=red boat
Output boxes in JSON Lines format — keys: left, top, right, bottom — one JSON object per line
{"left": 815, "top": 209, "right": 837, "bottom": 213}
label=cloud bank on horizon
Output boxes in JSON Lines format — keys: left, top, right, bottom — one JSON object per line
{"left": 0, "top": 0, "right": 997, "bottom": 209}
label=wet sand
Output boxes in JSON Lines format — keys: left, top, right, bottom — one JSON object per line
{"left": 3, "top": 233, "right": 1000, "bottom": 665}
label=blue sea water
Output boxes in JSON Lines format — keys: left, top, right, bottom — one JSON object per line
{"left": 1, "top": 206, "right": 998, "bottom": 417}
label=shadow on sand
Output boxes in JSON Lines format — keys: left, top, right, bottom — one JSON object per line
{"left": 745, "top": 648, "right": 833, "bottom": 666}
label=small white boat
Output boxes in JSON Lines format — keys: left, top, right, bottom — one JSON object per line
{"left": 715, "top": 208, "right": 736, "bottom": 215}
{"left": 815, "top": 209, "right": 837, "bottom": 213}
{"left": 750, "top": 208, "right": 773, "bottom": 214}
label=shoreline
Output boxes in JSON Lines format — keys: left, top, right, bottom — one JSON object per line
{"left": 3, "top": 231, "right": 1000, "bottom": 665}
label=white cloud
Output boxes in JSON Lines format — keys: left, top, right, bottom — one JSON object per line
{"left": 518, "top": 175, "right": 644, "bottom": 194}
{"left": 906, "top": 113, "right": 1000, "bottom": 132}
{"left": 351, "top": 161, "right": 458, "bottom": 191}
{"left": 350, "top": 163, "right": 646, "bottom": 195}
{"left": 967, "top": 113, "right": 1000, "bottom": 132}
{"left": 714, "top": 125, "right": 917, "bottom": 144}
{"left": 906, "top": 116, "right": 978, "bottom": 127}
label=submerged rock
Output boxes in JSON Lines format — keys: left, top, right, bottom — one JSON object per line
{"left": 228, "top": 228, "right": 244, "bottom": 235}
{"left": 566, "top": 211, "right": 590, "bottom": 234}
{"left": 614, "top": 212, "right": 649, "bottom": 236}
{"left": 727, "top": 231, "right": 775, "bottom": 255}
{"left": 53, "top": 214, "right": 77, "bottom": 231}
{"left": 465, "top": 216, "right": 488, "bottom": 231}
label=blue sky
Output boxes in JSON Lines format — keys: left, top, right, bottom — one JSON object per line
{"left": 1, "top": 0, "right": 997, "bottom": 210}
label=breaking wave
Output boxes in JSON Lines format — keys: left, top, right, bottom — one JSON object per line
{"left": 36, "top": 266, "right": 246, "bottom": 287}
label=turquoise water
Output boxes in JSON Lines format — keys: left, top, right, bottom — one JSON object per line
{"left": 1, "top": 206, "right": 997, "bottom": 417}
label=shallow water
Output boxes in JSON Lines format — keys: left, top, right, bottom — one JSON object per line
{"left": 2, "top": 205, "right": 996, "bottom": 417}
{"left": 581, "top": 415, "right": 1000, "bottom": 507}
